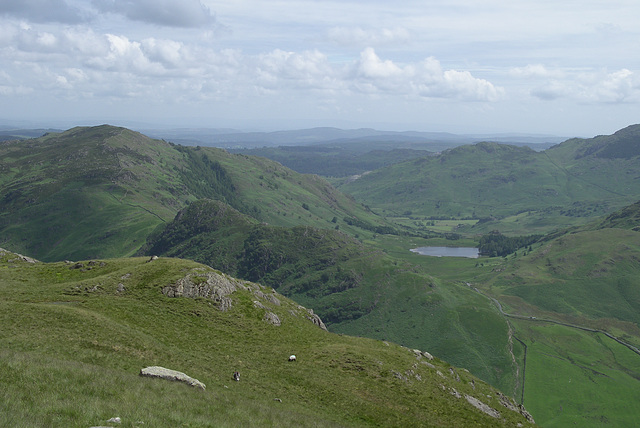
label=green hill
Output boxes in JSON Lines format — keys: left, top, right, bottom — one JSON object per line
{"left": 465, "top": 201, "right": 640, "bottom": 426}
{"left": 338, "top": 125, "right": 640, "bottom": 235}
{"left": 139, "top": 199, "right": 518, "bottom": 393}
{"left": 0, "top": 125, "right": 386, "bottom": 262}
{"left": 0, "top": 248, "right": 535, "bottom": 427}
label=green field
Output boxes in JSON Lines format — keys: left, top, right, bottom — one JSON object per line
{"left": 514, "top": 321, "right": 640, "bottom": 427}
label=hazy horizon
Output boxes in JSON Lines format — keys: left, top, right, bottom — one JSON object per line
{"left": 1, "top": 1, "right": 639, "bottom": 137}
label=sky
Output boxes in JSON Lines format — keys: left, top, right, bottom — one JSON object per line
{"left": 1, "top": 0, "right": 639, "bottom": 137}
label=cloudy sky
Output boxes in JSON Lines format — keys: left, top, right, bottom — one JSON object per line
{"left": 1, "top": 0, "right": 639, "bottom": 136}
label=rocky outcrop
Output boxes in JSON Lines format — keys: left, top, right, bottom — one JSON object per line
{"left": 162, "top": 271, "right": 249, "bottom": 311}
{"left": 0, "top": 248, "right": 38, "bottom": 264}
{"left": 263, "top": 311, "right": 281, "bottom": 326}
{"left": 139, "top": 366, "right": 205, "bottom": 390}
{"left": 162, "top": 268, "right": 328, "bottom": 330}
{"left": 302, "top": 307, "right": 328, "bottom": 331}
{"left": 464, "top": 395, "right": 501, "bottom": 419}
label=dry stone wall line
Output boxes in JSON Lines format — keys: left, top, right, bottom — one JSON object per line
{"left": 466, "top": 282, "right": 640, "bottom": 357}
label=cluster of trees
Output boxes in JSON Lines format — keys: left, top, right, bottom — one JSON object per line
{"left": 478, "top": 231, "right": 541, "bottom": 257}
{"left": 174, "top": 146, "right": 242, "bottom": 211}
{"left": 343, "top": 216, "right": 397, "bottom": 235}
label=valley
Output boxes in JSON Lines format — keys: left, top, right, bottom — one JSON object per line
{"left": 2, "top": 124, "right": 640, "bottom": 426}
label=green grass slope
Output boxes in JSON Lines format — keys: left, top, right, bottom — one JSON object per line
{"left": 0, "top": 125, "right": 387, "bottom": 262}
{"left": 464, "top": 200, "right": 640, "bottom": 426}
{"left": 338, "top": 125, "right": 640, "bottom": 235}
{"left": 141, "top": 199, "right": 519, "bottom": 394}
{"left": 0, "top": 248, "right": 535, "bottom": 427}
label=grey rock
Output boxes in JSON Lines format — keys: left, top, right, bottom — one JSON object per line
{"left": 264, "top": 293, "right": 281, "bottom": 306}
{"left": 464, "top": 395, "right": 501, "bottom": 419}
{"left": 305, "top": 308, "right": 327, "bottom": 331}
{"left": 162, "top": 271, "right": 246, "bottom": 311}
{"left": 496, "top": 391, "right": 535, "bottom": 424}
{"left": 264, "top": 311, "right": 281, "bottom": 326}
{"left": 140, "top": 366, "right": 205, "bottom": 390}
{"left": 0, "top": 248, "right": 38, "bottom": 263}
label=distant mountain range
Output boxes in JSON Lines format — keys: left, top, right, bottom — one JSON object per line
{"left": 139, "top": 126, "right": 566, "bottom": 150}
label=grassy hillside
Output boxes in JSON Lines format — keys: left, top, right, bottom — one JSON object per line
{"left": 140, "top": 199, "right": 519, "bottom": 394}
{"left": 463, "top": 201, "right": 640, "bottom": 427}
{"left": 0, "top": 248, "right": 535, "bottom": 427}
{"left": 0, "top": 125, "right": 387, "bottom": 262}
{"left": 338, "top": 125, "right": 640, "bottom": 235}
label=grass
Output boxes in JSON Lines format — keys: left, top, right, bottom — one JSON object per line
{"left": 514, "top": 321, "right": 640, "bottom": 428}
{"left": 0, "top": 250, "right": 535, "bottom": 427}
{"left": 142, "top": 202, "right": 519, "bottom": 394}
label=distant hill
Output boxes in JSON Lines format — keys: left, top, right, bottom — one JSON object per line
{"left": 229, "top": 146, "right": 433, "bottom": 177}
{"left": 338, "top": 125, "right": 640, "bottom": 235}
{"left": 0, "top": 248, "right": 535, "bottom": 427}
{"left": 0, "top": 125, "right": 385, "bottom": 261}
{"left": 142, "top": 126, "right": 563, "bottom": 150}
{"left": 0, "top": 127, "right": 61, "bottom": 141}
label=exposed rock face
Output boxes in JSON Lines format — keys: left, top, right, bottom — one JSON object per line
{"left": 162, "top": 271, "right": 248, "bottom": 311}
{"left": 254, "top": 289, "right": 281, "bottom": 306}
{"left": 303, "top": 308, "right": 328, "bottom": 331}
{"left": 140, "top": 366, "right": 205, "bottom": 390}
{"left": 0, "top": 248, "right": 39, "bottom": 264}
{"left": 264, "top": 311, "right": 281, "bottom": 326}
{"left": 465, "top": 395, "right": 501, "bottom": 419}
{"left": 495, "top": 391, "right": 535, "bottom": 424}
{"left": 162, "top": 268, "right": 328, "bottom": 330}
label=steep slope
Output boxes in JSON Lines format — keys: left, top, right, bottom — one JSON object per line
{"left": 545, "top": 123, "right": 640, "bottom": 162}
{"left": 141, "top": 199, "right": 519, "bottom": 393}
{"left": 481, "top": 199, "right": 640, "bottom": 329}
{"left": 0, "top": 125, "right": 386, "bottom": 262}
{"left": 338, "top": 126, "right": 640, "bottom": 235}
{"left": 0, "top": 248, "right": 535, "bottom": 427}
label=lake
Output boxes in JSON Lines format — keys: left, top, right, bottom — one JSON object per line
{"left": 410, "top": 246, "right": 480, "bottom": 258}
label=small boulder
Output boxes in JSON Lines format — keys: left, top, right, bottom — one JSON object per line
{"left": 139, "top": 366, "right": 205, "bottom": 390}
{"left": 264, "top": 311, "right": 281, "bottom": 326}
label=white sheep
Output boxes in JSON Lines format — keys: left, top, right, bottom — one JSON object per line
{"left": 288, "top": 355, "right": 296, "bottom": 362}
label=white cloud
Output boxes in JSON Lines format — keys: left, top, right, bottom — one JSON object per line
{"left": 256, "top": 49, "right": 337, "bottom": 92}
{"left": 351, "top": 48, "right": 504, "bottom": 101}
{"left": 525, "top": 67, "right": 640, "bottom": 103}
{"left": 141, "top": 39, "right": 186, "bottom": 69}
